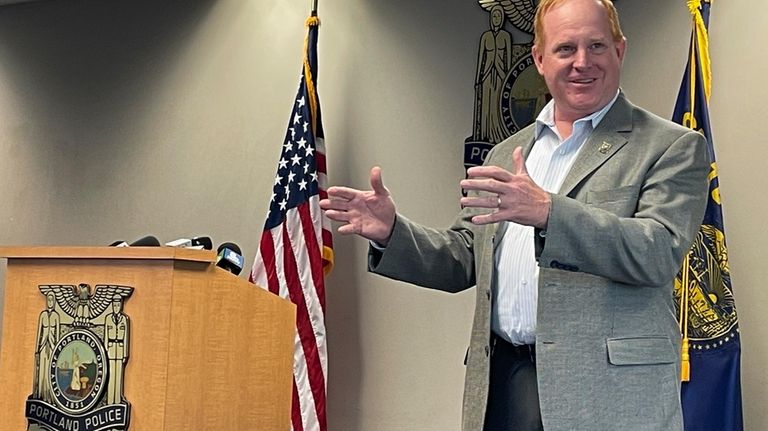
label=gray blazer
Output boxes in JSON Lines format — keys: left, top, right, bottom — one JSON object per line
{"left": 369, "top": 94, "right": 709, "bottom": 431}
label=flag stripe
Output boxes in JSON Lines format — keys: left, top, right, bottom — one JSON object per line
{"left": 280, "top": 216, "right": 327, "bottom": 429}
{"left": 315, "top": 152, "right": 327, "bottom": 178}
{"left": 299, "top": 203, "right": 328, "bottom": 312}
{"left": 291, "top": 380, "right": 305, "bottom": 431}
{"left": 255, "top": 231, "right": 280, "bottom": 295}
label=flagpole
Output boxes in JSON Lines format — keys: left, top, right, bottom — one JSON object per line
{"left": 311, "top": 0, "right": 318, "bottom": 16}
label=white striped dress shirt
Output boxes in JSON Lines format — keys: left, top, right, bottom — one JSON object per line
{"left": 491, "top": 92, "right": 619, "bottom": 345}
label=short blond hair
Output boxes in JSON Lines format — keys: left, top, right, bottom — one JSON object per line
{"left": 533, "top": 0, "right": 625, "bottom": 49}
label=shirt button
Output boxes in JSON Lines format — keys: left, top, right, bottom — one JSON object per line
{"left": 522, "top": 280, "right": 527, "bottom": 286}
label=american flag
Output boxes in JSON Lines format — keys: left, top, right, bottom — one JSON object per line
{"left": 250, "top": 15, "right": 333, "bottom": 431}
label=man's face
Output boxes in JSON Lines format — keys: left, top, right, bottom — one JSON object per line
{"left": 532, "top": 0, "right": 626, "bottom": 122}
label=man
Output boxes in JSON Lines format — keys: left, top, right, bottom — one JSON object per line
{"left": 319, "top": 0, "right": 709, "bottom": 429}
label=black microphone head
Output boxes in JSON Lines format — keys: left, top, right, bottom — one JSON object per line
{"left": 217, "top": 242, "right": 242, "bottom": 255}
{"left": 130, "top": 235, "right": 161, "bottom": 247}
{"left": 216, "top": 242, "right": 244, "bottom": 275}
{"left": 191, "top": 236, "right": 213, "bottom": 250}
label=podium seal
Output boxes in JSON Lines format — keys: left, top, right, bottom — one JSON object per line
{"left": 26, "top": 284, "right": 133, "bottom": 431}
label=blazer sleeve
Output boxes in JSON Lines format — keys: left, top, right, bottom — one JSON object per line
{"left": 368, "top": 212, "right": 481, "bottom": 293}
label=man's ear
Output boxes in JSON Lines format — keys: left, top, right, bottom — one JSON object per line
{"left": 615, "top": 37, "right": 627, "bottom": 65}
{"left": 532, "top": 45, "right": 545, "bottom": 75}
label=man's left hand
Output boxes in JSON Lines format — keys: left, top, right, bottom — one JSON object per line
{"left": 460, "top": 146, "right": 551, "bottom": 228}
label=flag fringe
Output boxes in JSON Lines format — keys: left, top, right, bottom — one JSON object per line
{"left": 304, "top": 16, "right": 320, "bottom": 152}
{"left": 679, "top": 0, "right": 710, "bottom": 384}
{"left": 322, "top": 245, "right": 334, "bottom": 275}
{"left": 687, "top": 0, "right": 711, "bottom": 102}
{"left": 306, "top": 16, "right": 320, "bottom": 28}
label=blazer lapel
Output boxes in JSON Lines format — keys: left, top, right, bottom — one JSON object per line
{"left": 558, "top": 94, "right": 634, "bottom": 196}
{"left": 490, "top": 94, "right": 634, "bottom": 246}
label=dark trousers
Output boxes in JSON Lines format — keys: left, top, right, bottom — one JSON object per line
{"left": 483, "top": 335, "right": 544, "bottom": 431}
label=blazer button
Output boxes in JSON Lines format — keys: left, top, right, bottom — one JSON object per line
{"left": 484, "top": 345, "right": 490, "bottom": 357}
{"left": 485, "top": 288, "right": 491, "bottom": 300}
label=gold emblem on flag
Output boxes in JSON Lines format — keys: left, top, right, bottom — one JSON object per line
{"left": 674, "top": 225, "right": 739, "bottom": 350}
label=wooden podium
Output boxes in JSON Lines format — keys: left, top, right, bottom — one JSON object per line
{"left": 0, "top": 246, "right": 296, "bottom": 430}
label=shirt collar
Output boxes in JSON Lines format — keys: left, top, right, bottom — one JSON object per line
{"left": 534, "top": 90, "right": 621, "bottom": 139}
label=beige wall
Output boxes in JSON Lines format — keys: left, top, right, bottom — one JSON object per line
{"left": 0, "top": 0, "right": 763, "bottom": 429}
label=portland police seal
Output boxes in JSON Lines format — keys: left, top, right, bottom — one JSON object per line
{"left": 465, "top": 0, "right": 547, "bottom": 170}
{"left": 26, "top": 284, "right": 133, "bottom": 431}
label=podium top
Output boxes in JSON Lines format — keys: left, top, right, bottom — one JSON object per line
{"left": 0, "top": 246, "right": 217, "bottom": 263}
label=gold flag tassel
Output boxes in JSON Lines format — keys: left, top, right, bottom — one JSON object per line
{"left": 681, "top": 340, "right": 691, "bottom": 382}
{"left": 680, "top": 254, "right": 691, "bottom": 382}
{"left": 305, "top": 15, "right": 320, "bottom": 28}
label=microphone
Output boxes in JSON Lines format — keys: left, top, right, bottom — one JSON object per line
{"left": 129, "top": 235, "right": 161, "bottom": 247}
{"left": 193, "top": 236, "right": 213, "bottom": 250}
{"left": 109, "top": 236, "right": 161, "bottom": 247}
{"left": 165, "top": 236, "right": 213, "bottom": 250}
{"left": 216, "top": 242, "right": 244, "bottom": 275}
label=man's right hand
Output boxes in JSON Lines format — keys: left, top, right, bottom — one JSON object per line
{"left": 319, "top": 167, "right": 396, "bottom": 246}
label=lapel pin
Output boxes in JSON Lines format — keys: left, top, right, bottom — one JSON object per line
{"left": 599, "top": 141, "right": 612, "bottom": 154}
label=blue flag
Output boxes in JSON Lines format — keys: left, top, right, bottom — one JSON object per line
{"left": 672, "top": 1, "right": 743, "bottom": 430}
